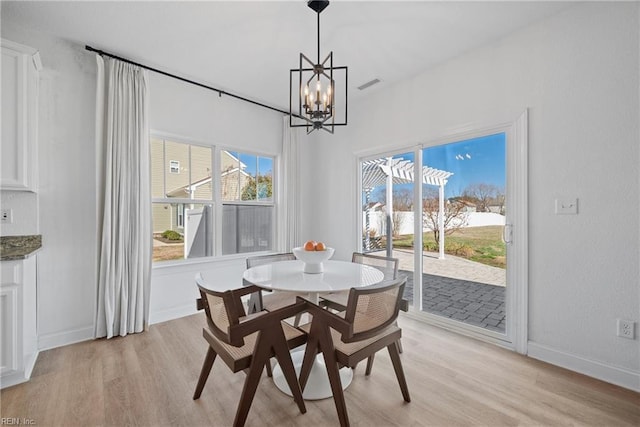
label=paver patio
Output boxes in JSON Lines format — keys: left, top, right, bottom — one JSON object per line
{"left": 369, "top": 249, "right": 506, "bottom": 333}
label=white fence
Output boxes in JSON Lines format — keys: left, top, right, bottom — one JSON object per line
{"left": 363, "top": 211, "right": 505, "bottom": 237}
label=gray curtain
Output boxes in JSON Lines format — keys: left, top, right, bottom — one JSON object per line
{"left": 95, "top": 56, "right": 151, "bottom": 338}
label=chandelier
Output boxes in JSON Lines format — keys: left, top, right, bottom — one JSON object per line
{"left": 290, "top": 0, "right": 348, "bottom": 134}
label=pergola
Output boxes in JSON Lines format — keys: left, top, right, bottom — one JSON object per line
{"left": 362, "top": 157, "right": 453, "bottom": 259}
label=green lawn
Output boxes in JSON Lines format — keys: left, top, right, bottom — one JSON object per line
{"left": 392, "top": 225, "right": 506, "bottom": 269}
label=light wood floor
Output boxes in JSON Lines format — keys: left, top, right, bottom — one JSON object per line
{"left": 2, "top": 313, "right": 638, "bottom": 426}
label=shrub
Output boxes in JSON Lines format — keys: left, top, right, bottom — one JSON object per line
{"left": 162, "top": 230, "right": 183, "bottom": 241}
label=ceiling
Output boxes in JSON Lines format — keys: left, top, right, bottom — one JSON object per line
{"left": 2, "top": 1, "right": 574, "bottom": 112}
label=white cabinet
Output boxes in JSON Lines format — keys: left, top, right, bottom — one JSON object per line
{"left": 0, "top": 256, "right": 38, "bottom": 389}
{"left": 1, "top": 39, "right": 40, "bottom": 192}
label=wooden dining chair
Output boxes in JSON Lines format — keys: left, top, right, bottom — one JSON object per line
{"left": 245, "top": 253, "right": 300, "bottom": 314}
{"left": 319, "top": 252, "right": 399, "bottom": 311}
{"left": 298, "top": 277, "right": 410, "bottom": 427}
{"left": 193, "top": 273, "right": 308, "bottom": 427}
{"left": 319, "top": 252, "right": 404, "bottom": 374}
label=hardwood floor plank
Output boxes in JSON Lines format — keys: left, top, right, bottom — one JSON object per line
{"left": 1, "top": 313, "right": 638, "bottom": 426}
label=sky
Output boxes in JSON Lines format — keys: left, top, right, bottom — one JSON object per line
{"left": 371, "top": 132, "right": 506, "bottom": 200}
{"left": 235, "top": 152, "right": 273, "bottom": 178}
{"left": 424, "top": 132, "right": 505, "bottom": 198}
{"left": 235, "top": 132, "right": 506, "bottom": 199}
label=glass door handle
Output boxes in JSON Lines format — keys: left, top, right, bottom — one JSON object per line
{"left": 503, "top": 223, "right": 513, "bottom": 244}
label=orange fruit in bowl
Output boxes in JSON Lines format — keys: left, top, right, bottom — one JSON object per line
{"left": 315, "top": 242, "right": 326, "bottom": 251}
{"left": 304, "top": 240, "right": 317, "bottom": 251}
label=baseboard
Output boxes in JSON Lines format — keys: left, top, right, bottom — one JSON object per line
{"left": 528, "top": 342, "right": 640, "bottom": 392}
{"left": 0, "top": 350, "right": 39, "bottom": 389}
{"left": 23, "top": 350, "right": 38, "bottom": 379}
{"left": 149, "top": 303, "right": 198, "bottom": 325}
{"left": 38, "top": 326, "right": 94, "bottom": 351}
{"left": 0, "top": 370, "right": 28, "bottom": 389}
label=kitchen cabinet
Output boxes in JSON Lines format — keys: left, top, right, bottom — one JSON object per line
{"left": 0, "top": 255, "right": 38, "bottom": 389}
{"left": 1, "top": 39, "right": 41, "bottom": 192}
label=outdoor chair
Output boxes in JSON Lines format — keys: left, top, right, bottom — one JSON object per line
{"left": 298, "top": 277, "right": 410, "bottom": 427}
{"left": 193, "top": 273, "right": 308, "bottom": 427}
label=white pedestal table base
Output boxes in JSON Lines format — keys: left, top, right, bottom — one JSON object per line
{"left": 272, "top": 347, "right": 353, "bottom": 401}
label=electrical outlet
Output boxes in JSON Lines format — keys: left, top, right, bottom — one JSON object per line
{"left": 1, "top": 209, "right": 13, "bottom": 224}
{"left": 617, "top": 319, "right": 635, "bottom": 339}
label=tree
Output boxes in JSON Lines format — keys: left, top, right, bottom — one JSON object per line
{"left": 494, "top": 188, "right": 505, "bottom": 215}
{"left": 371, "top": 187, "right": 413, "bottom": 210}
{"left": 392, "top": 211, "right": 406, "bottom": 237}
{"left": 241, "top": 174, "right": 272, "bottom": 200}
{"left": 422, "top": 187, "right": 468, "bottom": 246}
{"left": 462, "top": 183, "right": 500, "bottom": 212}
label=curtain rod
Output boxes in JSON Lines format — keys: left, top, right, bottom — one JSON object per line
{"left": 85, "top": 45, "right": 291, "bottom": 116}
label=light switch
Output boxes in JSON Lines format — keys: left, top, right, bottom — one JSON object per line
{"left": 555, "top": 198, "right": 578, "bottom": 215}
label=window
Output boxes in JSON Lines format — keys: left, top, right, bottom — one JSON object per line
{"left": 169, "top": 160, "right": 180, "bottom": 174}
{"left": 151, "top": 136, "right": 213, "bottom": 262}
{"left": 151, "top": 135, "right": 277, "bottom": 262}
{"left": 221, "top": 152, "right": 275, "bottom": 255}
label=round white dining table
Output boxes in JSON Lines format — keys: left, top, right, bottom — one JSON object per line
{"left": 242, "top": 259, "right": 384, "bottom": 400}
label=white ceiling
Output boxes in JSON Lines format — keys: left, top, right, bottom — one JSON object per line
{"left": 2, "top": 1, "right": 574, "bottom": 112}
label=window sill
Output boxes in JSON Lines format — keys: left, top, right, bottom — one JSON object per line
{"left": 151, "top": 251, "right": 277, "bottom": 273}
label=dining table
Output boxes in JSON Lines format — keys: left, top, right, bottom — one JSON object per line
{"left": 242, "top": 258, "right": 384, "bottom": 400}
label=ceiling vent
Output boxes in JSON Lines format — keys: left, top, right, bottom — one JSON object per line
{"left": 357, "top": 78, "right": 381, "bottom": 91}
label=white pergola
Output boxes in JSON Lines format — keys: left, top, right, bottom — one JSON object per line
{"left": 362, "top": 157, "right": 453, "bottom": 259}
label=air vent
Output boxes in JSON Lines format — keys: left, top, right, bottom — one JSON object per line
{"left": 357, "top": 78, "right": 381, "bottom": 91}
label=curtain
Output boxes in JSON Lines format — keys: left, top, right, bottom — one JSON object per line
{"left": 95, "top": 56, "right": 151, "bottom": 339}
{"left": 280, "top": 116, "right": 300, "bottom": 251}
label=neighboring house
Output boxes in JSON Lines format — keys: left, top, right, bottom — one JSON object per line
{"left": 151, "top": 147, "right": 249, "bottom": 234}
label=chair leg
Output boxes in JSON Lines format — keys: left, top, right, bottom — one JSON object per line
{"left": 272, "top": 334, "right": 306, "bottom": 415}
{"left": 193, "top": 347, "right": 217, "bottom": 400}
{"left": 316, "top": 323, "right": 349, "bottom": 427}
{"left": 299, "top": 333, "right": 320, "bottom": 392}
{"left": 387, "top": 341, "right": 410, "bottom": 402}
{"left": 233, "top": 340, "right": 270, "bottom": 427}
{"left": 265, "top": 358, "right": 273, "bottom": 377}
{"left": 365, "top": 354, "right": 375, "bottom": 376}
{"left": 293, "top": 313, "right": 302, "bottom": 328}
{"left": 397, "top": 338, "right": 404, "bottom": 354}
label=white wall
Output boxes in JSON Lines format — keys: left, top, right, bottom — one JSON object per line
{"left": 1, "top": 23, "right": 98, "bottom": 349}
{"left": 302, "top": 2, "right": 640, "bottom": 390}
{"left": 1, "top": 21, "right": 284, "bottom": 347}
{"left": 0, "top": 191, "right": 38, "bottom": 236}
{"left": 147, "top": 72, "right": 283, "bottom": 324}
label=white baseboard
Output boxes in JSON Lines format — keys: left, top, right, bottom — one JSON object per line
{"left": 528, "top": 342, "right": 640, "bottom": 392}
{"left": 38, "top": 326, "right": 94, "bottom": 351}
{"left": 149, "top": 303, "right": 198, "bottom": 325}
{"left": 0, "top": 351, "right": 39, "bottom": 390}
{"left": 23, "top": 350, "right": 38, "bottom": 379}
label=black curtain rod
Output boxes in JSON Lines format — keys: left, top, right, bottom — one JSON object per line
{"left": 85, "top": 45, "right": 291, "bottom": 116}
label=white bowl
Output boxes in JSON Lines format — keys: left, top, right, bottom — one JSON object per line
{"left": 293, "top": 246, "right": 335, "bottom": 273}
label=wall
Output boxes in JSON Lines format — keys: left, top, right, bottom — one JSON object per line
{"left": 147, "top": 71, "right": 283, "bottom": 324}
{"left": 1, "top": 22, "right": 283, "bottom": 347}
{"left": 302, "top": 2, "right": 640, "bottom": 390}
{"left": 0, "top": 191, "right": 38, "bottom": 235}
{"left": 1, "top": 23, "right": 98, "bottom": 349}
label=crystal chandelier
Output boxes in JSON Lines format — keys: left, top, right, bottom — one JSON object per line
{"left": 290, "top": 0, "right": 348, "bottom": 134}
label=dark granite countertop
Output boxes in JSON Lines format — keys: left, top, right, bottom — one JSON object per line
{"left": 0, "top": 235, "right": 42, "bottom": 261}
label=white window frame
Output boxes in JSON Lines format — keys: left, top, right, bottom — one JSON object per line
{"left": 150, "top": 131, "right": 280, "bottom": 267}
{"left": 169, "top": 160, "right": 180, "bottom": 174}
{"left": 216, "top": 146, "right": 277, "bottom": 256}
{"left": 353, "top": 111, "right": 528, "bottom": 354}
